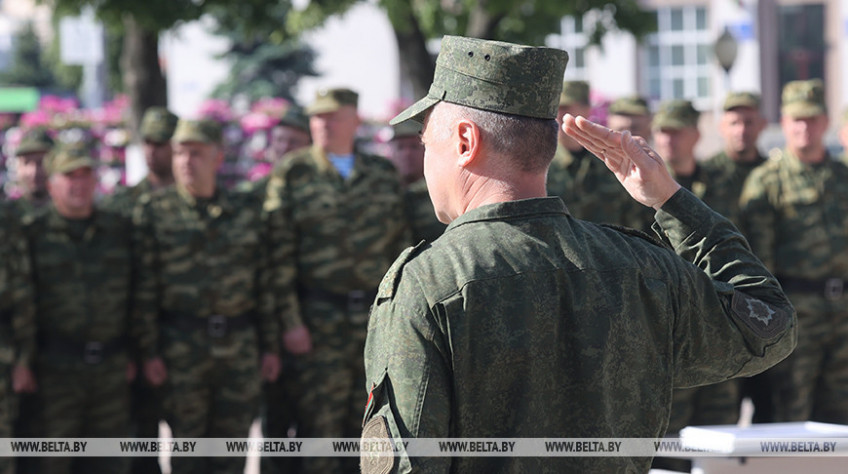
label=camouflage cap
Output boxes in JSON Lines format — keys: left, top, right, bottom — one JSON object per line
{"left": 782, "top": 79, "right": 826, "bottom": 118}
{"left": 608, "top": 95, "right": 650, "bottom": 116}
{"left": 391, "top": 36, "right": 569, "bottom": 125}
{"left": 559, "top": 81, "right": 590, "bottom": 107}
{"left": 276, "top": 105, "right": 310, "bottom": 132}
{"left": 44, "top": 145, "right": 97, "bottom": 175}
{"left": 16, "top": 128, "right": 54, "bottom": 156}
{"left": 306, "top": 88, "right": 359, "bottom": 115}
{"left": 140, "top": 107, "right": 179, "bottom": 143}
{"left": 652, "top": 99, "right": 700, "bottom": 130}
{"left": 172, "top": 119, "right": 223, "bottom": 144}
{"left": 723, "top": 91, "right": 761, "bottom": 111}
{"left": 389, "top": 120, "right": 422, "bottom": 140}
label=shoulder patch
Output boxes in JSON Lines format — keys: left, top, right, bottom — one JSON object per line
{"left": 377, "top": 241, "right": 427, "bottom": 300}
{"left": 360, "top": 415, "right": 395, "bottom": 474}
{"left": 599, "top": 223, "right": 670, "bottom": 250}
{"left": 730, "top": 291, "right": 789, "bottom": 339}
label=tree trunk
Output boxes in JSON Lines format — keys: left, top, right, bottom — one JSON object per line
{"left": 466, "top": 2, "right": 505, "bottom": 39}
{"left": 392, "top": 6, "right": 434, "bottom": 100}
{"left": 121, "top": 14, "right": 167, "bottom": 140}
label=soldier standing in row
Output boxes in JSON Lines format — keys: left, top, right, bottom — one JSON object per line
{"left": 360, "top": 35, "right": 795, "bottom": 473}
{"left": 0, "top": 202, "right": 35, "bottom": 474}
{"left": 9, "top": 128, "right": 53, "bottom": 217}
{"left": 134, "top": 120, "right": 281, "bottom": 474}
{"left": 386, "top": 120, "right": 445, "bottom": 243}
{"left": 741, "top": 79, "right": 848, "bottom": 424}
{"left": 23, "top": 147, "right": 135, "bottom": 474}
{"left": 265, "top": 88, "right": 408, "bottom": 474}
{"left": 652, "top": 99, "right": 704, "bottom": 193}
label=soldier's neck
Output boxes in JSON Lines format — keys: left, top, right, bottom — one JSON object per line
{"left": 670, "top": 157, "right": 697, "bottom": 177}
{"left": 148, "top": 173, "right": 175, "bottom": 189}
{"left": 727, "top": 148, "right": 760, "bottom": 163}
{"left": 791, "top": 145, "right": 827, "bottom": 165}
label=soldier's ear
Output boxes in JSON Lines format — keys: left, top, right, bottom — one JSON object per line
{"left": 456, "top": 119, "right": 481, "bottom": 168}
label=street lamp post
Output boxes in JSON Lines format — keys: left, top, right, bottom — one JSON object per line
{"left": 714, "top": 27, "right": 739, "bottom": 92}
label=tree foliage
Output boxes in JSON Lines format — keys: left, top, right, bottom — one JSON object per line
{"left": 0, "top": 22, "right": 58, "bottom": 88}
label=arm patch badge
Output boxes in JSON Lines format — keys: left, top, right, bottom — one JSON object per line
{"left": 360, "top": 415, "right": 395, "bottom": 474}
{"left": 730, "top": 291, "right": 789, "bottom": 339}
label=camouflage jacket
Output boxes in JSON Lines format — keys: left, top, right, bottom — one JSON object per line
{"left": 405, "top": 178, "right": 445, "bottom": 244}
{"left": 102, "top": 177, "right": 156, "bottom": 217}
{"left": 133, "top": 185, "right": 279, "bottom": 359}
{"left": 0, "top": 202, "right": 35, "bottom": 367}
{"left": 24, "top": 205, "right": 135, "bottom": 364}
{"left": 700, "top": 151, "right": 765, "bottom": 227}
{"left": 546, "top": 144, "right": 639, "bottom": 227}
{"left": 264, "top": 145, "right": 410, "bottom": 330}
{"left": 739, "top": 149, "right": 848, "bottom": 282}
{"left": 362, "top": 189, "right": 795, "bottom": 473}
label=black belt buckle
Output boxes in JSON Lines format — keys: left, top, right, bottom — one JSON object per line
{"left": 825, "top": 278, "right": 844, "bottom": 301}
{"left": 83, "top": 341, "right": 104, "bottom": 364}
{"left": 208, "top": 314, "right": 227, "bottom": 338}
{"left": 348, "top": 290, "right": 368, "bottom": 311}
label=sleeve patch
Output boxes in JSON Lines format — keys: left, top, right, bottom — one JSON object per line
{"left": 360, "top": 415, "right": 395, "bottom": 474}
{"left": 730, "top": 291, "right": 789, "bottom": 339}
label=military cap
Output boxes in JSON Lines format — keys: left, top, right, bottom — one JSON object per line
{"left": 559, "top": 81, "right": 590, "bottom": 107}
{"left": 140, "top": 107, "right": 179, "bottom": 143}
{"left": 306, "top": 88, "right": 359, "bottom": 115}
{"left": 16, "top": 128, "right": 54, "bottom": 156}
{"left": 652, "top": 99, "right": 700, "bottom": 130}
{"left": 782, "top": 79, "right": 826, "bottom": 118}
{"left": 389, "top": 120, "right": 422, "bottom": 140}
{"left": 608, "top": 95, "right": 650, "bottom": 116}
{"left": 276, "top": 105, "right": 310, "bottom": 132}
{"left": 391, "top": 36, "right": 569, "bottom": 125}
{"left": 172, "top": 119, "right": 223, "bottom": 144}
{"left": 44, "top": 145, "right": 97, "bottom": 175}
{"left": 723, "top": 91, "right": 761, "bottom": 111}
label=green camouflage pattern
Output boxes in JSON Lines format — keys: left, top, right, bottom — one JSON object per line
{"left": 44, "top": 146, "right": 97, "bottom": 175}
{"left": 306, "top": 88, "right": 359, "bottom": 115}
{"left": 362, "top": 190, "right": 795, "bottom": 473}
{"left": 546, "top": 144, "right": 645, "bottom": 228}
{"left": 172, "top": 119, "right": 223, "bottom": 144}
{"left": 264, "top": 145, "right": 409, "bottom": 473}
{"left": 101, "top": 177, "right": 155, "bottom": 217}
{"left": 404, "top": 178, "right": 446, "bottom": 244}
{"left": 140, "top": 107, "right": 179, "bottom": 143}
{"left": 652, "top": 99, "right": 700, "bottom": 130}
{"left": 700, "top": 151, "right": 766, "bottom": 226}
{"left": 739, "top": 149, "right": 848, "bottom": 422}
{"left": 559, "top": 80, "right": 590, "bottom": 106}
{"left": 15, "top": 128, "right": 54, "bottom": 156}
{"left": 132, "top": 185, "right": 278, "bottom": 473}
{"left": 724, "top": 91, "right": 761, "bottom": 111}
{"left": 0, "top": 202, "right": 36, "bottom": 368}
{"left": 391, "top": 36, "right": 568, "bottom": 124}
{"left": 782, "top": 79, "right": 826, "bottom": 118}
{"left": 608, "top": 95, "right": 650, "bottom": 116}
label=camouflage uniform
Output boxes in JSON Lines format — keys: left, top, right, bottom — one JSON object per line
{"left": 0, "top": 203, "right": 35, "bottom": 474}
{"left": 133, "top": 120, "right": 279, "bottom": 474}
{"left": 362, "top": 36, "right": 797, "bottom": 474}
{"left": 739, "top": 82, "right": 848, "bottom": 423}
{"left": 24, "top": 149, "right": 135, "bottom": 474}
{"left": 265, "top": 90, "right": 409, "bottom": 473}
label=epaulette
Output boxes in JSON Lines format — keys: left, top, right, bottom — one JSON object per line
{"left": 599, "top": 223, "right": 671, "bottom": 250}
{"left": 376, "top": 240, "right": 428, "bottom": 300}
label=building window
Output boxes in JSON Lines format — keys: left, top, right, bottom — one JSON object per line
{"left": 643, "top": 6, "right": 711, "bottom": 105}
{"left": 557, "top": 15, "right": 588, "bottom": 80}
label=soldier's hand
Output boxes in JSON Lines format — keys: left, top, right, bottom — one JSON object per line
{"left": 12, "top": 365, "right": 37, "bottom": 393}
{"left": 283, "top": 324, "right": 313, "bottom": 355}
{"left": 562, "top": 114, "right": 681, "bottom": 209}
{"left": 144, "top": 357, "right": 168, "bottom": 387}
{"left": 260, "top": 353, "right": 282, "bottom": 382}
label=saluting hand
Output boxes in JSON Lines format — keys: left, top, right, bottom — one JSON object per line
{"left": 562, "top": 114, "right": 681, "bottom": 210}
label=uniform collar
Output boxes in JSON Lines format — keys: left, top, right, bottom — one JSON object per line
{"left": 445, "top": 197, "right": 569, "bottom": 233}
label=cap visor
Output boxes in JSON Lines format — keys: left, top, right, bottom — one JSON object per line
{"left": 305, "top": 102, "right": 340, "bottom": 116}
{"left": 390, "top": 96, "right": 440, "bottom": 125}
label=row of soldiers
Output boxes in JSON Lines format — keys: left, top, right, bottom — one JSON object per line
{"left": 0, "top": 89, "right": 442, "bottom": 474}
{"left": 553, "top": 78, "right": 848, "bottom": 471}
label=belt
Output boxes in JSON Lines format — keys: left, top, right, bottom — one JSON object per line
{"left": 161, "top": 310, "right": 256, "bottom": 338}
{"left": 777, "top": 275, "right": 845, "bottom": 301}
{"left": 297, "top": 286, "right": 377, "bottom": 311}
{"left": 39, "top": 333, "right": 127, "bottom": 364}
